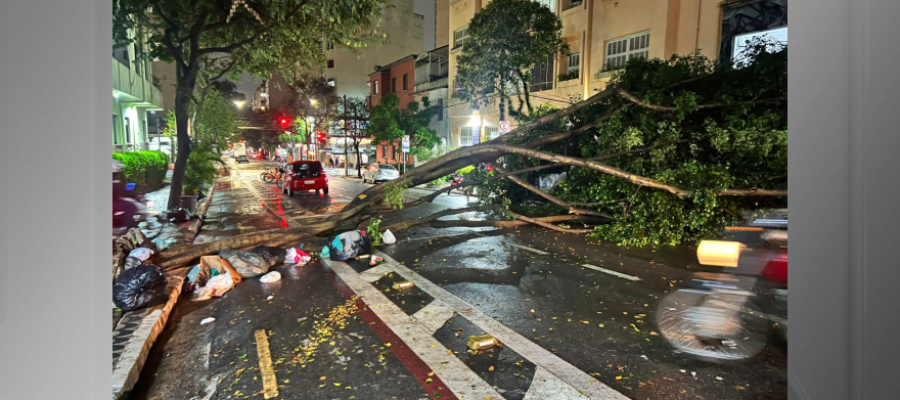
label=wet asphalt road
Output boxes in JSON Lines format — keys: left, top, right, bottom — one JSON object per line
{"left": 245, "top": 159, "right": 788, "bottom": 399}
{"left": 134, "top": 159, "right": 786, "bottom": 400}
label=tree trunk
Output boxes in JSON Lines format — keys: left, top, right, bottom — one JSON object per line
{"left": 167, "top": 66, "right": 200, "bottom": 211}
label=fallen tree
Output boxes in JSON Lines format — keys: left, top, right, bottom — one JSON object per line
{"left": 156, "top": 41, "right": 787, "bottom": 264}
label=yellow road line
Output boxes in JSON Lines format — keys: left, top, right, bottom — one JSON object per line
{"left": 254, "top": 329, "right": 279, "bottom": 399}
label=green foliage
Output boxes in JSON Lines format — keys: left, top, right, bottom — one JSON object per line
{"left": 113, "top": 151, "right": 169, "bottom": 189}
{"left": 193, "top": 89, "right": 241, "bottom": 151}
{"left": 383, "top": 179, "right": 410, "bottom": 210}
{"left": 183, "top": 143, "right": 225, "bottom": 195}
{"left": 455, "top": 0, "right": 567, "bottom": 115}
{"left": 367, "top": 217, "right": 383, "bottom": 246}
{"left": 368, "top": 93, "right": 440, "bottom": 154}
{"left": 430, "top": 176, "right": 449, "bottom": 186}
{"left": 480, "top": 39, "right": 788, "bottom": 246}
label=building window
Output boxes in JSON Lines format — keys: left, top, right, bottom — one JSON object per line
{"left": 113, "top": 47, "right": 129, "bottom": 68}
{"left": 531, "top": 53, "right": 555, "bottom": 92}
{"left": 392, "top": 77, "right": 397, "bottom": 93}
{"left": 374, "top": 81, "right": 379, "bottom": 94}
{"left": 124, "top": 117, "right": 132, "bottom": 144}
{"left": 485, "top": 127, "right": 499, "bottom": 140}
{"left": 567, "top": 52, "right": 580, "bottom": 75}
{"left": 113, "top": 115, "right": 120, "bottom": 144}
{"left": 327, "top": 60, "right": 335, "bottom": 69}
{"left": 437, "top": 98, "right": 444, "bottom": 121}
{"left": 327, "top": 42, "right": 334, "bottom": 50}
{"left": 453, "top": 26, "right": 470, "bottom": 49}
{"left": 460, "top": 127, "right": 474, "bottom": 146}
{"left": 534, "top": 0, "right": 557, "bottom": 13}
{"left": 328, "top": 79, "right": 336, "bottom": 87}
{"left": 402, "top": 74, "right": 408, "bottom": 91}
{"left": 565, "top": 0, "right": 583, "bottom": 10}
{"left": 605, "top": 32, "right": 650, "bottom": 70}
{"left": 732, "top": 27, "right": 788, "bottom": 63}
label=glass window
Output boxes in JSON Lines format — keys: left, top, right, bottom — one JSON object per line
{"left": 392, "top": 78, "right": 397, "bottom": 93}
{"left": 453, "top": 26, "right": 470, "bottom": 49}
{"left": 485, "top": 127, "right": 500, "bottom": 140}
{"left": 605, "top": 32, "right": 650, "bottom": 70}
{"left": 460, "top": 127, "right": 474, "bottom": 146}
{"left": 403, "top": 74, "right": 408, "bottom": 91}
{"left": 437, "top": 98, "right": 444, "bottom": 121}
{"left": 567, "top": 52, "right": 581, "bottom": 75}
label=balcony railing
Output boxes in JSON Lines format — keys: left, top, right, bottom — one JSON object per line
{"left": 414, "top": 77, "right": 449, "bottom": 93}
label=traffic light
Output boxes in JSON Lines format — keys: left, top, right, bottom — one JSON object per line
{"left": 278, "top": 117, "right": 290, "bottom": 130}
{"left": 317, "top": 132, "right": 327, "bottom": 142}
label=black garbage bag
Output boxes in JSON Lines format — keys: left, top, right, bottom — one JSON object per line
{"left": 219, "top": 249, "right": 270, "bottom": 278}
{"left": 326, "top": 230, "right": 372, "bottom": 261}
{"left": 166, "top": 207, "right": 199, "bottom": 223}
{"left": 250, "top": 246, "right": 286, "bottom": 267}
{"left": 113, "top": 263, "right": 169, "bottom": 312}
{"left": 123, "top": 256, "right": 143, "bottom": 271}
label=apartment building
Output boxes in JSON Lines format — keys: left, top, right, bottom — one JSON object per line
{"left": 444, "top": 0, "right": 788, "bottom": 149}
{"left": 113, "top": 28, "right": 164, "bottom": 152}
{"left": 368, "top": 45, "right": 451, "bottom": 165}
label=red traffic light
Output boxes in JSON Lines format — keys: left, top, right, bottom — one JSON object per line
{"left": 317, "top": 132, "right": 327, "bottom": 142}
{"left": 278, "top": 117, "right": 290, "bottom": 129}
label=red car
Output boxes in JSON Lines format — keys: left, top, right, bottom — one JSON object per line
{"left": 283, "top": 161, "right": 329, "bottom": 196}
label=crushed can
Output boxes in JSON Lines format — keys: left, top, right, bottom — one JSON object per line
{"left": 392, "top": 281, "right": 414, "bottom": 290}
{"left": 369, "top": 256, "right": 385, "bottom": 266}
{"left": 467, "top": 335, "right": 499, "bottom": 351}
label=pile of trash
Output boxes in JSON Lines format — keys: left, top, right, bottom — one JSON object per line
{"left": 113, "top": 247, "right": 168, "bottom": 312}
{"left": 113, "top": 227, "right": 391, "bottom": 313}
{"left": 186, "top": 245, "right": 311, "bottom": 302}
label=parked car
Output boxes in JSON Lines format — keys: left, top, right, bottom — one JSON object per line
{"left": 362, "top": 163, "right": 400, "bottom": 184}
{"left": 283, "top": 161, "right": 329, "bottom": 196}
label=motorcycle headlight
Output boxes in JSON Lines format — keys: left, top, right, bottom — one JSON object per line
{"left": 696, "top": 240, "right": 745, "bottom": 268}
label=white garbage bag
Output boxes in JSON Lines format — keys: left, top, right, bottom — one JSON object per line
{"left": 259, "top": 271, "right": 282, "bottom": 283}
{"left": 382, "top": 229, "right": 397, "bottom": 245}
{"left": 193, "top": 273, "right": 234, "bottom": 301}
{"left": 128, "top": 247, "right": 154, "bottom": 262}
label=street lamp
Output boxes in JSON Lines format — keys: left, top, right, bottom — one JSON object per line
{"left": 233, "top": 100, "right": 245, "bottom": 109}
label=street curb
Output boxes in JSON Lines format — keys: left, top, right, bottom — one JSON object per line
{"left": 111, "top": 272, "right": 185, "bottom": 400}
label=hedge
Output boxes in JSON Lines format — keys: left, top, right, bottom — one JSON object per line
{"left": 113, "top": 151, "right": 169, "bottom": 190}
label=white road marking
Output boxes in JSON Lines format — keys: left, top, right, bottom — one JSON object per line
{"left": 581, "top": 264, "right": 642, "bottom": 282}
{"left": 374, "top": 251, "right": 630, "bottom": 400}
{"left": 509, "top": 243, "right": 550, "bottom": 255}
{"left": 411, "top": 300, "right": 457, "bottom": 335}
{"left": 321, "top": 258, "right": 505, "bottom": 400}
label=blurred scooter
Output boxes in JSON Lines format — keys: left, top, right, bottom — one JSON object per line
{"left": 655, "top": 211, "right": 788, "bottom": 361}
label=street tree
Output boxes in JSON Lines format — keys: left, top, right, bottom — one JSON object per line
{"left": 368, "top": 93, "right": 440, "bottom": 162}
{"left": 155, "top": 41, "right": 788, "bottom": 267}
{"left": 454, "top": 0, "right": 567, "bottom": 120}
{"left": 192, "top": 88, "right": 241, "bottom": 152}
{"left": 336, "top": 96, "right": 370, "bottom": 177}
{"left": 114, "top": 0, "right": 386, "bottom": 210}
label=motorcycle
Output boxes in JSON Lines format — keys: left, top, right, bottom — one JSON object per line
{"left": 448, "top": 172, "right": 466, "bottom": 194}
{"left": 655, "top": 211, "right": 787, "bottom": 361}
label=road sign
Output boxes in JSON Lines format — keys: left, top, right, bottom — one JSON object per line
{"left": 402, "top": 135, "right": 410, "bottom": 152}
{"left": 499, "top": 121, "right": 511, "bottom": 133}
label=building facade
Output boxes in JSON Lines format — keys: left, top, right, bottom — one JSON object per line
{"left": 113, "top": 28, "right": 164, "bottom": 152}
{"left": 319, "top": 0, "right": 425, "bottom": 100}
{"left": 444, "top": 0, "right": 788, "bottom": 150}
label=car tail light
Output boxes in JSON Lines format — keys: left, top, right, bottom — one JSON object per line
{"left": 761, "top": 251, "right": 788, "bottom": 285}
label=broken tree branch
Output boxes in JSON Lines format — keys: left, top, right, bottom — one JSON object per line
{"left": 618, "top": 89, "right": 780, "bottom": 112}
{"left": 494, "top": 165, "right": 613, "bottom": 219}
